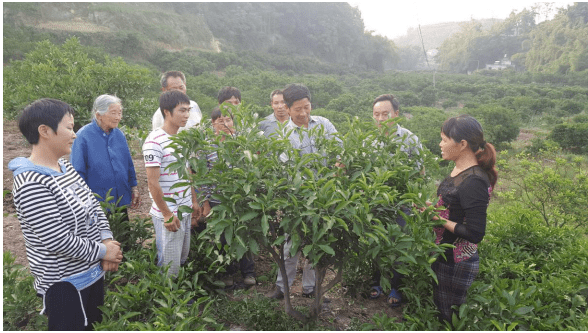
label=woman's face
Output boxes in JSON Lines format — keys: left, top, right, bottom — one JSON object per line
{"left": 439, "top": 132, "right": 463, "bottom": 161}
{"left": 97, "top": 103, "right": 122, "bottom": 131}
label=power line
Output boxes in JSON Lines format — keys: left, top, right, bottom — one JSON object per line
{"left": 418, "top": 24, "right": 430, "bottom": 69}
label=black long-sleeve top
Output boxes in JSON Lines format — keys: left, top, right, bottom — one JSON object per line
{"left": 435, "top": 165, "right": 491, "bottom": 264}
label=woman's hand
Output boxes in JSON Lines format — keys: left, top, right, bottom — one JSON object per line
{"left": 102, "top": 239, "right": 123, "bottom": 264}
{"left": 101, "top": 260, "right": 120, "bottom": 272}
{"left": 131, "top": 187, "right": 141, "bottom": 209}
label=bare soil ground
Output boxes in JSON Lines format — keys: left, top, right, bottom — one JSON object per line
{"left": 3, "top": 119, "right": 403, "bottom": 329}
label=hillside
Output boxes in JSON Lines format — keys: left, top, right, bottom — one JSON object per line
{"left": 393, "top": 18, "right": 503, "bottom": 50}
{"left": 3, "top": 2, "right": 219, "bottom": 54}
{"left": 3, "top": 2, "right": 396, "bottom": 71}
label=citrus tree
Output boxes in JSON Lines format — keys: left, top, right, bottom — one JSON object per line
{"left": 167, "top": 104, "right": 446, "bottom": 322}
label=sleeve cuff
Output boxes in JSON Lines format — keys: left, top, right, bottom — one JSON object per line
{"left": 101, "top": 231, "right": 114, "bottom": 240}
{"left": 97, "top": 243, "right": 107, "bottom": 260}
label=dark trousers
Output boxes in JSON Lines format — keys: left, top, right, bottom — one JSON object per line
{"left": 371, "top": 206, "right": 410, "bottom": 290}
{"left": 193, "top": 203, "right": 256, "bottom": 278}
{"left": 44, "top": 277, "right": 104, "bottom": 331}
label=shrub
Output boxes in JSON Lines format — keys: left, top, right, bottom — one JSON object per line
{"left": 465, "top": 104, "right": 520, "bottom": 149}
{"left": 169, "top": 105, "right": 443, "bottom": 322}
{"left": 404, "top": 106, "right": 449, "bottom": 156}
{"left": 500, "top": 151, "right": 588, "bottom": 228}
{"left": 3, "top": 252, "right": 47, "bottom": 331}
{"left": 3, "top": 37, "right": 157, "bottom": 130}
{"left": 558, "top": 100, "right": 585, "bottom": 116}
{"left": 549, "top": 122, "right": 588, "bottom": 154}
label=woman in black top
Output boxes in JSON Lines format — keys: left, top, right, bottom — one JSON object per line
{"left": 431, "top": 115, "right": 497, "bottom": 323}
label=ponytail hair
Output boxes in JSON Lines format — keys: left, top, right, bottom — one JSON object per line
{"left": 442, "top": 115, "right": 498, "bottom": 188}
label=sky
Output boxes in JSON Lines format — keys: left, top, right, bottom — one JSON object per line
{"left": 349, "top": 0, "right": 575, "bottom": 39}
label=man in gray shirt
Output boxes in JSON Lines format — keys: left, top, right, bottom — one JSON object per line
{"left": 372, "top": 94, "right": 423, "bottom": 172}
{"left": 369, "top": 93, "right": 423, "bottom": 306}
{"left": 259, "top": 89, "right": 290, "bottom": 137}
{"left": 267, "top": 83, "right": 338, "bottom": 301}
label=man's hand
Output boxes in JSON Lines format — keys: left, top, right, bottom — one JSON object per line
{"left": 201, "top": 200, "right": 211, "bottom": 220}
{"left": 191, "top": 206, "right": 202, "bottom": 227}
{"left": 164, "top": 214, "right": 181, "bottom": 232}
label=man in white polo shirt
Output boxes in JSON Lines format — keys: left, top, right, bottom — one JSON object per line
{"left": 152, "top": 71, "right": 202, "bottom": 132}
{"left": 143, "top": 90, "right": 200, "bottom": 276}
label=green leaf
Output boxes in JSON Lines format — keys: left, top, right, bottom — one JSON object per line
{"left": 514, "top": 306, "right": 534, "bottom": 315}
{"left": 240, "top": 211, "right": 258, "bottom": 222}
{"left": 318, "top": 244, "right": 335, "bottom": 256}
{"left": 261, "top": 214, "right": 269, "bottom": 236}
{"left": 178, "top": 205, "right": 193, "bottom": 214}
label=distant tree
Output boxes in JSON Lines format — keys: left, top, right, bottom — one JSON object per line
{"left": 524, "top": 3, "right": 588, "bottom": 73}
{"left": 394, "top": 45, "right": 424, "bottom": 70}
{"left": 436, "top": 20, "right": 487, "bottom": 72}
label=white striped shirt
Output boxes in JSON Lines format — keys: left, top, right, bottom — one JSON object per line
{"left": 142, "top": 128, "right": 192, "bottom": 218}
{"left": 11, "top": 159, "right": 111, "bottom": 295}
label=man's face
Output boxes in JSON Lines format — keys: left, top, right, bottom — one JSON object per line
{"left": 271, "top": 94, "right": 288, "bottom": 120}
{"left": 224, "top": 96, "right": 240, "bottom": 106}
{"left": 163, "top": 76, "right": 187, "bottom": 94}
{"left": 287, "top": 98, "right": 311, "bottom": 128}
{"left": 212, "top": 116, "right": 235, "bottom": 135}
{"left": 372, "top": 100, "right": 399, "bottom": 128}
{"left": 47, "top": 113, "right": 76, "bottom": 157}
{"left": 165, "top": 103, "right": 190, "bottom": 128}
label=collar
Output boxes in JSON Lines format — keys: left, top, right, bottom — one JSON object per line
{"left": 92, "top": 118, "right": 112, "bottom": 135}
{"left": 286, "top": 116, "right": 317, "bottom": 129}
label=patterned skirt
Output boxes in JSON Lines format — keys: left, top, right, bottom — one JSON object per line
{"left": 432, "top": 252, "right": 479, "bottom": 323}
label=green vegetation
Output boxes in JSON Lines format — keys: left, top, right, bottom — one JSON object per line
{"left": 3, "top": 4, "right": 588, "bottom": 329}
{"left": 170, "top": 107, "right": 443, "bottom": 322}
{"left": 437, "top": 3, "right": 588, "bottom": 74}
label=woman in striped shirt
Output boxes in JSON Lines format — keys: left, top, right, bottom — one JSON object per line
{"left": 9, "top": 99, "right": 123, "bottom": 330}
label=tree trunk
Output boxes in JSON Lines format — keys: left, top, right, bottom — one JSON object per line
{"left": 263, "top": 244, "right": 308, "bottom": 323}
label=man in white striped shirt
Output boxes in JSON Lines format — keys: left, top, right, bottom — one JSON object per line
{"left": 143, "top": 90, "right": 200, "bottom": 276}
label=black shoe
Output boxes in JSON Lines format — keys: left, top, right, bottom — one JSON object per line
{"left": 267, "top": 289, "right": 284, "bottom": 300}
{"left": 302, "top": 291, "right": 331, "bottom": 303}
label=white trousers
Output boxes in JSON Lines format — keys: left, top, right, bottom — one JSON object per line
{"left": 152, "top": 214, "right": 191, "bottom": 276}
{"left": 275, "top": 235, "right": 315, "bottom": 294}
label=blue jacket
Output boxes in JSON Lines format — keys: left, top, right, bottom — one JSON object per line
{"left": 70, "top": 119, "right": 137, "bottom": 207}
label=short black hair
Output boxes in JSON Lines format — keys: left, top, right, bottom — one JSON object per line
{"left": 211, "top": 106, "right": 222, "bottom": 122}
{"left": 270, "top": 89, "right": 283, "bottom": 103}
{"left": 159, "top": 90, "right": 190, "bottom": 119}
{"left": 18, "top": 98, "right": 75, "bottom": 144}
{"left": 282, "top": 84, "right": 311, "bottom": 108}
{"left": 161, "top": 71, "right": 186, "bottom": 88}
{"left": 217, "top": 86, "right": 241, "bottom": 104}
{"left": 373, "top": 94, "right": 400, "bottom": 112}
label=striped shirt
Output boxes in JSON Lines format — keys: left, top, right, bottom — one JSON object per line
{"left": 11, "top": 158, "right": 112, "bottom": 295}
{"left": 142, "top": 128, "right": 192, "bottom": 218}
